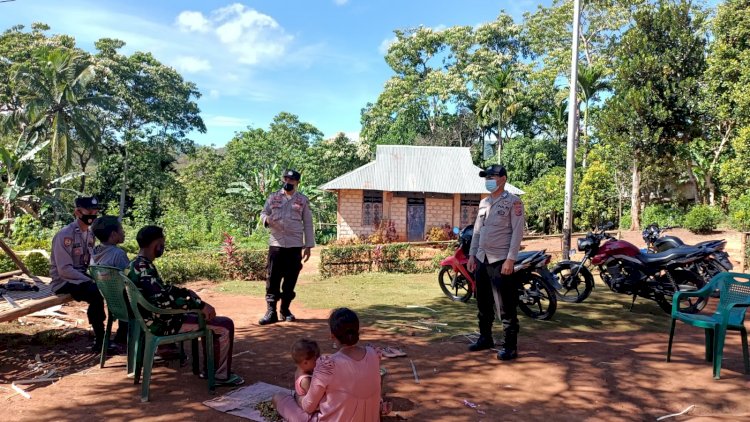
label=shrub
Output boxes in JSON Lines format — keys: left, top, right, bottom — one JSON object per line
{"left": 367, "top": 221, "right": 397, "bottom": 244}
{"left": 320, "top": 243, "right": 445, "bottom": 277}
{"left": 11, "top": 214, "right": 46, "bottom": 245}
{"left": 728, "top": 194, "right": 750, "bottom": 232}
{"left": 158, "top": 252, "right": 223, "bottom": 284}
{"left": 0, "top": 253, "right": 17, "bottom": 273}
{"left": 642, "top": 204, "right": 684, "bottom": 228}
{"left": 425, "top": 224, "right": 455, "bottom": 242}
{"left": 23, "top": 252, "right": 49, "bottom": 276}
{"left": 619, "top": 212, "right": 632, "bottom": 230}
{"left": 221, "top": 234, "right": 267, "bottom": 281}
{"left": 683, "top": 205, "right": 724, "bottom": 234}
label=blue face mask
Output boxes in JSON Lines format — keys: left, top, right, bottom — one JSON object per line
{"left": 485, "top": 179, "right": 498, "bottom": 192}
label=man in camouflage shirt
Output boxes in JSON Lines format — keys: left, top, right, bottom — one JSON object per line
{"left": 127, "top": 226, "right": 243, "bottom": 386}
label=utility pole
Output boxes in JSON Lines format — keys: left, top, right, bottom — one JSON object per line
{"left": 562, "top": 0, "right": 582, "bottom": 260}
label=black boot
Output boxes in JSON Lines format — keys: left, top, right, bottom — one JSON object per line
{"left": 468, "top": 335, "right": 495, "bottom": 352}
{"left": 280, "top": 295, "right": 296, "bottom": 322}
{"left": 497, "top": 324, "right": 518, "bottom": 360}
{"left": 259, "top": 302, "right": 279, "bottom": 325}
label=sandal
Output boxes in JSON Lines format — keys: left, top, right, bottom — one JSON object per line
{"left": 381, "top": 347, "right": 407, "bottom": 358}
{"left": 215, "top": 373, "right": 245, "bottom": 387}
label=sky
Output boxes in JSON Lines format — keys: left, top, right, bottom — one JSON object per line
{"left": 2, "top": 0, "right": 550, "bottom": 146}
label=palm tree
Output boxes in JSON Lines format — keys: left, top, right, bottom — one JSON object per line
{"left": 576, "top": 64, "right": 610, "bottom": 167}
{"left": 11, "top": 46, "right": 108, "bottom": 172}
{"left": 475, "top": 68, "right": 522, "bottom": 164}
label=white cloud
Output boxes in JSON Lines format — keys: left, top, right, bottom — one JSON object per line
{"left": 176, "top": 11, "right": 210, "bottom": 33}
{"left": 343, "top": 131, "right": 360, "bottom": 142}
{"left": 205, "top": 115, "right": 251, "bottom": 127}
{"left": 174, "top": 56, "right": 212, "bottom": 73}
{"left": 334, "top": 0, "right": 349, "bottom": 5}
{"left": 209, "top": 89, "right": 221, "bottom": 99}
{"left": 175, "top": 3, "right": 292, "bottom": 66}
{"left": 378, "top": 36, "right": 397, "bottom": 55}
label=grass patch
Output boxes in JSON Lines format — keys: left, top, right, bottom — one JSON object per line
{"left": 216, "top": 272, "right": 674, "bottom": 340}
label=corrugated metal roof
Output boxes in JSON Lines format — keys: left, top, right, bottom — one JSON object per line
{"left": 319, "top": 145, "right": 524, "bottom": 195}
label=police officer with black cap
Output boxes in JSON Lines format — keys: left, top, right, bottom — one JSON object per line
{"left": 466, "top": 165, "right": 525, "bottom": 360}
{"left": 258, "top": 169, "right": 315, "bottom": 325}
{"left": 50, "top": 197, "right": 107, "bottom": 350}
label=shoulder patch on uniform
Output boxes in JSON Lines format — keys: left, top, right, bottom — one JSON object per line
{"left": 513, "top": 201, "right": 523, "bottom": 216}
{"left": 64, "top": 237, "right": 73, "bottom": 247}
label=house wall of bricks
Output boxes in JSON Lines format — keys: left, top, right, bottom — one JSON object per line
{"left": 425, "top": 198, "right": 454, "bottom": 231}
{"left": 337, "top": 189, "right": 363, "bottom": 239}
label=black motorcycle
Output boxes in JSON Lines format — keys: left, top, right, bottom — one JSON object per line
{"left": 552, "top": 223, "right": 710, "bottom": 314}
{"left": 642, "top": 223, "right": 733, "bottom": 283}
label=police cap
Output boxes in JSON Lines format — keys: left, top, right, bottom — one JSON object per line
{"left": 283, "top": 169, "right": 301, "bottom": 181}
{"left": 75, "top": 196, "right": 102, "bottom": 210}
{"left": 479, "top": 164, "right": 507, "bottom": 178}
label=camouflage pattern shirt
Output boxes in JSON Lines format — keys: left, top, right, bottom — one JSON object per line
{"left": 126, "top": 255, "right": 205, "bottom": 335}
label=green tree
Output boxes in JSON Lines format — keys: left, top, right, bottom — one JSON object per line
{"left": 474, "top": 67, "right": 523, "bottom": 163}
{"left": 598, "top": 1, "right": 706, "bottom": 230}
{"left": 710, "top": 0, "right": 750, "bottom": 201}
{"left": 523, "top": 167, "right": 567, "bottom": 233}
{"left": 576, "top": 63, "right": 610, "bottom": 167}
{"left": 502, "top": 136, "right": 564, "bottom": 185}
{"left": 576, "top": 161, "right": 617, "bottom": 229}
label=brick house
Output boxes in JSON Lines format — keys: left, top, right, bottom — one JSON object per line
{"left": 319, "top": 145, "right": 524, "bottom": 241}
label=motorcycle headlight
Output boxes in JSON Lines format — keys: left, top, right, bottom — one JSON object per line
{"left": 577, "top": 238, "right": 593, "bottom": 251}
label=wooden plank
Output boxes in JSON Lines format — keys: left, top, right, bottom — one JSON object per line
{"left": 0, "top": 270, "right": 24, "bottom": 279}
{"left": 0, "top": 294, "right": 73, "bottom": 323}
{"left": 0, "top": 238, "right": 31, "bottom": 276}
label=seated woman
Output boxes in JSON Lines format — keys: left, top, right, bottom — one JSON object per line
{"left": 273, "top": 308, "right": 381, "bottom": 422}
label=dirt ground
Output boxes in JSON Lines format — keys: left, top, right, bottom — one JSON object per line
{"left": 1, "top": 229, "right": 749, "bottom": 421}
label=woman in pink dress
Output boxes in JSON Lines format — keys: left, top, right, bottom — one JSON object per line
{"left": 273, "top": 308, "right": 382, "bottom": 422}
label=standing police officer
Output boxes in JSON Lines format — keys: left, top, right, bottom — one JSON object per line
{"left": 258, "top": 169, "right": 315, "bottom": 325}
{"left": 466, "top": 165, "right": 525, "bottom": 360}
{"left": 50, "top": 197, "right": 106, "bottom": 350}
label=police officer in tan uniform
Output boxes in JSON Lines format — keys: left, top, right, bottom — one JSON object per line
{"left": 50, "top": 197, "right": 107, "bottom": 350}
{"left": 466, "top": 165, "right": 525, "bottom": 360}
{"left": 258, "top": 169, "right": 315, "bottom": 325}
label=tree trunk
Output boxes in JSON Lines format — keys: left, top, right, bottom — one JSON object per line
{"left": 684, "top": 160, "right": 701, "bottom": 204}
{"left": 496, "top": 122, "right": 503, "bottom": 164}
{"left": 119, "top": 142, "right": 128, "bottom": 220}
{"left": 581, "top": 101, "right": 589, "bottom": 169}
{"left": 705, "top": 172, "right": 716, "bottom": 206}
{"left": 630, "top": 157, "right": 641, "bottom": 231}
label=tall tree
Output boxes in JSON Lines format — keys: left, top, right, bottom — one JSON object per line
{"left": 709, "top": 0, "right": 750, "bottom": 202}
{"left": 474, "top": 67, "right": 523, "bottom": 163}
{"left": 576, "top": 63, "right": 610, "bottom": 167}
{"left": 598, "top": 1, "right": 706, "bottom": 230}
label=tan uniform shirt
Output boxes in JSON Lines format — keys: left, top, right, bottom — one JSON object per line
{"left": 261, "top": 190, "right": 315, "bottom": 248}
{"left": 49, "top": 220, "right": 95, "bottom": 292}
{"left": 469, "top": 190, "right": 525, "bottom": 264}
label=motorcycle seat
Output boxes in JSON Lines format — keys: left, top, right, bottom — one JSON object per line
{"left": 637, "top": 246, "right": 704, "bottom": 265}
{"left": 516, "top": 250, "right": 542, "bottom": 263}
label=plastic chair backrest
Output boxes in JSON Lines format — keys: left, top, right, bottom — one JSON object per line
{"left": 90, "top": 265, "right": 131, "bottom": 321}
{"left": 718, "top": 272, "right": 750, "bottom": 320}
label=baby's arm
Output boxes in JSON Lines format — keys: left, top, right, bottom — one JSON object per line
{"left": 294, "top": 376, "right": 312, "bottom": 406}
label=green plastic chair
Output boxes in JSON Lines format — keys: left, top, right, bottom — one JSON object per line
{"left": 667, "top": 272, "right": 750, "bottom": 379}
{"left": 90, "top": 265, "right": 139, "bottom": 374}
{"left": 122, "top": 274, "right": 215, "bottom": 402}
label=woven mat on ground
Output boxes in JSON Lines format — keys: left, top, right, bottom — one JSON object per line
{"left": 203, "top": 381, "right": 290, "bottom": 421}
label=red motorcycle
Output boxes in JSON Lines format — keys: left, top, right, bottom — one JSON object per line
{"left": 551, "top": 223, "right": 710, "bottom": 313}
{"left": 438, "top": 225, "right": 558, "bottom": 320}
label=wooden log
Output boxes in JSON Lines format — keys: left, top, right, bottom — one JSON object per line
{"left": 0, "top": 270, "right": 24, "bottom": 279}
{"left": 0, "top": 238, "right": 31, "bottom": 276}
{"left": 0, "top": 294, "right": 73, "bottom": 323}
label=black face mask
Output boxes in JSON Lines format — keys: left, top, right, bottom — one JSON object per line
{"left": 79, "top": 215, "right": 97, "bottom": 225}
{"left": 155, "top": 245, "right": 165, "bottom": 258}
{"left": 283, "top": 182, "right": 295, "bottom": 192}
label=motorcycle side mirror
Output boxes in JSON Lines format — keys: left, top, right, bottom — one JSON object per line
{"left": 453, "top": 227, "right": 459, "bottom": 235}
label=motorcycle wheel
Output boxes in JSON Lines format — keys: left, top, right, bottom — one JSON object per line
{"left": 438, "top": 266, "right": 472, "bottom": 302}
{"left": 518, "top": 273, "right": 557, "bottom": 320}
{"left": 552, "top": 263, "right": 594, "bottom": 303}
{"left": 655, "top": 270, "right": 707, "bottom": 314}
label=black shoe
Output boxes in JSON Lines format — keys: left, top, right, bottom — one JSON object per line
{"left": 497, "top": 347, "right": 518, "bottom": 361}
{"left": 280, "top": 309, "right": 296, "bottom": 322}
{"left": 468, "top": 336, "right": 495, "bottom": 352}
{"left": 259, "top": 310, "right": 279, "bottom": 325}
